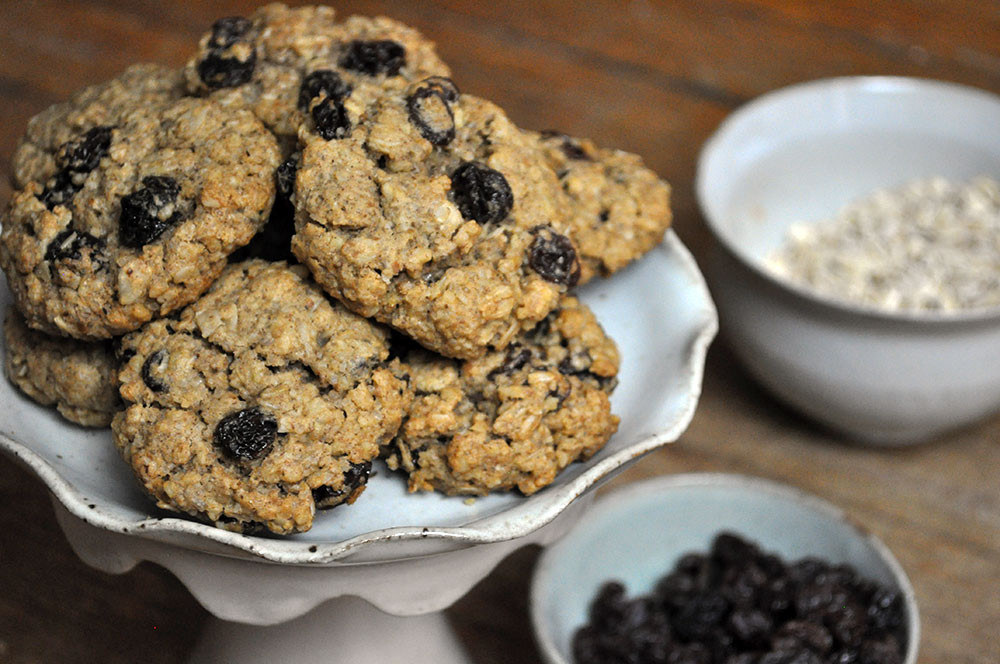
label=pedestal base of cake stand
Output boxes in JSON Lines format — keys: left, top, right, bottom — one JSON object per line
{"left": 52, "top": 493, "right": 594, "bottom": 663}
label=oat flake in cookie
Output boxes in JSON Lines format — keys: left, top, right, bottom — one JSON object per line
{"left": 184, "top": 3, "right": 451, "bottom": 149}
{"left": 113, "top": 260, "right": 412, "bottom": 535}
{"left": 4, "top": 307, "right": 120, "bottom": 427}
{"left": 384, "top": 296, "right": 619, "bottom": 496}
{"left": 0, "top": 97, "right": 280, "bottom": 339}
{"left": 533, "top": 131, "right": 673, "bottom": 284}
{"left": 293, "top": 82, "right": 582, "bottom": 360}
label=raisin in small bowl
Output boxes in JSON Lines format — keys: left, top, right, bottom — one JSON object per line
{"left": 696, "top": 76, "right": 1000, "bottom": 445}
{"left": 530, "top": 473, "right": 919, "bottom": 664}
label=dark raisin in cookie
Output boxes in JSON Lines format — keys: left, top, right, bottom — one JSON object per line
{"left": 113, "top": 260, "right": 412, "bottom": 534}
{"left": 383, "top": 296, "right": 619, "bottom": 495}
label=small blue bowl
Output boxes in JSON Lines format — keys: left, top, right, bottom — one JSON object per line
{"left": 530, "top": 473, "right": 919, "bottom": 663}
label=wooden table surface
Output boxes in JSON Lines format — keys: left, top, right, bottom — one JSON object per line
{"left": 1, "top": 1, "right": 998, "bottom": 662}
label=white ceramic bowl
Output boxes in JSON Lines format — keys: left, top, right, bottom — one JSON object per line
{"left": 696, "top": 76, "right": 1000, "bottom": 445}
{"left": 531, "top": 473, "right": 919, "bottom": 664}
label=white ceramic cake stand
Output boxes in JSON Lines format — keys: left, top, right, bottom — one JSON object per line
{"left": 0, "top": 232, "right": 717, "bottom": 663}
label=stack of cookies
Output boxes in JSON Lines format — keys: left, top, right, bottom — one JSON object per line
{"left": 0, "top": 4, "right": 672, "bottom": 535}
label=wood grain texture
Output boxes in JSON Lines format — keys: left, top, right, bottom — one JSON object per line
{"left": 1, "top": 1, "right": 998, "bottom": 662}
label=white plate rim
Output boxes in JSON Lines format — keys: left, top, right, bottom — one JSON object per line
{"left": 0, "top": 231, "right": 717, "bottom": 564}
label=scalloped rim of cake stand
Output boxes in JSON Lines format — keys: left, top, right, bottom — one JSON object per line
{"left": 0, "top": 232, "right": 717, "bottom": 565}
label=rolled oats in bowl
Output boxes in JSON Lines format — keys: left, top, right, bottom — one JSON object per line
{"left": 766, "top": 176, "right": 1000, "bottom": 314}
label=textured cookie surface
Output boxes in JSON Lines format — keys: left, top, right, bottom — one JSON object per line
{"left": 112, "top": 260, "right": 412, "bottom": 534}
{"left": 533, "top": 131, "right": 672, "bottom": 284}
{"left": 293, "top": 83, "right": 582, "bottom": 360}
{"left": 1, "top": 97, "right": 280, "bottom": 339}
{"left": 184, "top": 3, "right": 450, "bottom": 149}
{"left": 11, "top": 64, "right": 185, "bottom": 190}
{"left": 384, "top": 296, "right": 619, "bottom": 496}
{"left": 4, "top": 307, "right": 119, "bottom": 427}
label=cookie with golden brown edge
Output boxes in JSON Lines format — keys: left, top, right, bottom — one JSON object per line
{"left": 293, "top": 80, "right": 583, "bottom": 360}
{"left": 112, "top": 260, "right": 412, "bottom": 534}
{"left": 4, "top": 307, "right": 120, "bottom": 427}
{"left": 384, "top": 296, "right": 619, "bottom": 496}
{"left": 1, "top": 97, "right": 280, "bottom": 339}
{"left": 532, "top": 131, "right": 673, "bottom": 284}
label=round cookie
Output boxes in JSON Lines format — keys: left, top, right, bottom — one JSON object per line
{"left": 11, "top": 63, "right": 185, "bottom": 190}
{"left": 1, "top": 97, "right": 281, "bottom": 339}
{"left": 532, "top": 131, "right": 673, "bottom": 284}
{"left": 383, "top": 296, "right": 619, "bottom": 496}
{"left": 113, "top": 260, "right": 412, "bottom": 535}
{"left": 184, "top": 3, "right": 451, "bottom": 149}
{"left": 4, "top": 307, "right": 120, "bottom": 427}
{"left": 293, "top": 81, "right": 582, "bottom": 360}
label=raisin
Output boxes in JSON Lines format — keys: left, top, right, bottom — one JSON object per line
{"left": 407, "top": 78, "right": 459, "bottom": 146}
{"left": 40, "top": 171, "right": 80, "bottom": 210}
{"left": 729, "top": 608, "right": 773, "bottom": 648}
{"left": 118, "top": 175, "right": 182, "bottom": 248}
{"left": 858, "top": 636, "right": 902, "bottom": 664}
{"left": 197, "top": 16, "right": 256, "bottom": 88}
{"left": 760, "top": 652, "right": 822, "bottom": 664}
{"left": 344, "top": 460, "right": 373, "bottom": 491}
{"left": 311, "top": 95, "right": 351, "bottom": 140}
{"left": 760, "top": 576, "right": 796, "bottom": 619}
{"left": 672, "top": 591, "right": 729, "bottom": 641}
{"left": 298, "top": 69, "right": 351, "bottom": 111}
{"left": 560, "top": 138, "right": 591, "bottom": 161}
{"left": 790, "top": 559, "right": 828, "bottom": 586}
{"left": 667, "top": 643, "right": 712, "bottom": 664}
{"left": 776, "top": 621, "right": 834, "bottom": 654}
{"left": 141, "top": 349, "right": 169, "bottom": 393}
{"left": 198, "top": 52, "right": 256, "bottom": 89}
{"left": 541, "top": 130, "right": 592, "bottom": 161}
{"left": 727, "top": 655, "right": 760, "bottom": 664}
{"left": 795, "top": 582, "right": 836, "bottom": 619}
{"left": 418, "top": 76, "right": 460, "bottom": 103}
{"left": 866, "top": 588, "right": 903, "bottom": 634}
{"left": 214, "top": 407, "right": 277, "bottom": 462}
{"left": 450, "top": 162, "right": 514, "bottom": 224}
{"left": 44, "top": 229, "right": 105, "bottom": 263}
{"left": 40, "top": 126, "right": 114, "bottom": 209}
{"left": 558, "top": 352, "right": 592, "bottom": 376}
{"left": 721, "top": 563, "right": 768, "bottom": 608}
{"left": 58, "top": 125, "right": 113, "bottom": 174}
{"left": 714, "top": 532, "right": 761, "bottom": 567}
{"left": 825, "top": 603, "right": 866, "bottom": 649}
{"left": 528, "top": 226, "right": 581, "bottom": 287}
{"left": 589, "top": 581, "right": 628, "bottom": 632}
{"left": 207, "top": 16, "right": 252, "bottom": 49}
{"left": 312, "top": 461, "right": 372, "bottom": 509}
{"left": 489, "top": 346, "right": 532, "bottom": 377}
{"left": 340, "top": 39, "right": 406, "bottom": 76}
